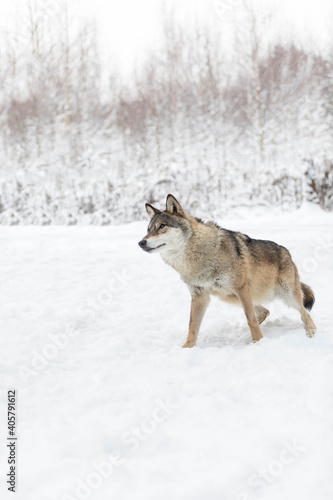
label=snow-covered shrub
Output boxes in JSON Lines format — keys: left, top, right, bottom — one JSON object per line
{"left": 0, "top": 5, "right": 332, "bottom": 224}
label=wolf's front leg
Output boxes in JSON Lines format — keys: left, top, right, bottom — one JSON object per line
{"left": 236, "top": 284, "right": 263, "bottom": 342}
{"left": 182, "top": 289, "right": 210, "bottom": 348}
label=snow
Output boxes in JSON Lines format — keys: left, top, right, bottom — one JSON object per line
{"left": 1, "top": 204, "right": 333, "bottom": 500}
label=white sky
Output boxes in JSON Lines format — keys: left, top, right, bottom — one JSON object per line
{"left": 0, "top": 0, "right": 332, "bottom": 76}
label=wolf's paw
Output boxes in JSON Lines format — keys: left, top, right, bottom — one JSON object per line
{"left": 251, "top": 335, "right": 263, "bottom": 343}
{"left": 255, "top": 306, "right": 270, "bottom": 325}
{"left": 258, "top": 310, "right": 270, "bottom": 325}
{"left": 182, "top": 341, "right": 196, "bottom": 348}
{"left": 306, "top": 329, "right": 316, "bottom": 338}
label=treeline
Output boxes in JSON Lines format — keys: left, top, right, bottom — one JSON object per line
{"left": 0, "top": 2, "right": 332, "bottom": 224}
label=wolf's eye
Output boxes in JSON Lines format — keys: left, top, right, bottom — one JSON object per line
{"left": 159, "top": 224, "right": 166, "bottom": 230}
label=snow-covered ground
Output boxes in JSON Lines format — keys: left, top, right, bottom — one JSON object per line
{"left": 1, "top": 204, "right": 333, "bottom": 500}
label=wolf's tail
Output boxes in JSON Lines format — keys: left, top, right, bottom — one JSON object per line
{"left": 301, "top": 283, "right": 315, "bottom": 311}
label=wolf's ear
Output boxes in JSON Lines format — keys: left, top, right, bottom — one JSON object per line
{"left": 166, "top": 194, "right": 184, "bottom": 215}
{"left": 145, "top": 203, "right": 161, "bottom": 219}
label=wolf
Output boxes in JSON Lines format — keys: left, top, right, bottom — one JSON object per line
{"left": 138, "top": 194, "right": 316, "bottom": 347}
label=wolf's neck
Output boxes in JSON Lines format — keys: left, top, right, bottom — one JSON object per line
{"left": 160, "top": 243, "right": 188, "bottom": 273}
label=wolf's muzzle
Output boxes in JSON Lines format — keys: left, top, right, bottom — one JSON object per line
{"left": 138, "top": 239, "right": 147, "bottom": 249}
{"left": 138, "top": 240, "right": 166, "bottom": 252}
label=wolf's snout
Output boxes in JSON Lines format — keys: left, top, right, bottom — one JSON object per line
{"left": 138, "top": 239, "right": 147, "bottom": 248}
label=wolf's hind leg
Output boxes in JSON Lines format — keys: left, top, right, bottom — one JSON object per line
{"left": 255, "top": 305, "right": 270, "bottom": 325}
{"left": 236, "top": 284, "right": 263, "bottom": 342}
{"left": 182, "top": 290, "right": 210, "bottom": 348}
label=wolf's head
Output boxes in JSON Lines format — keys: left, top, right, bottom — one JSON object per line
{"left": 138, "top": 194, "right": 192, "bottom": 254}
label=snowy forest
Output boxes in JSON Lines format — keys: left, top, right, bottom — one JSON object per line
{"left": 0, "top": 1, "right": 332, "bottom": 225}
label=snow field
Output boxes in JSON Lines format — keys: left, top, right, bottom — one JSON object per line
{"left": 0, "top": 205, "right": 333, "bottom": 500}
